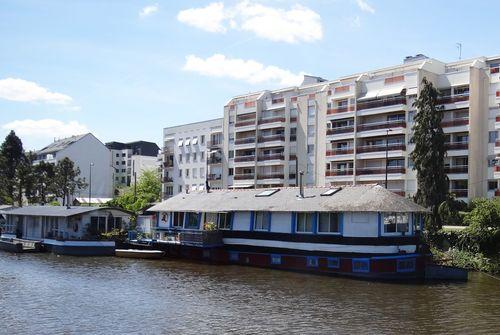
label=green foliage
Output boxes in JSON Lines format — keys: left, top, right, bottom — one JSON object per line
{"left": 107, "top": 169, "right": 161, "bottom": 213}
{"left": 410, "top": 77, "right": 449, "bottom": 232}
{"left": 438, "top": 194, "right": 467, "bottom": 226}
{"left": 48, "top": 200, "right": 61, "bottom": 206}
{"left": 100, "top": 228, "right": 127, "bottom": 242}
{"left": 53, "top": 157, "right": 87, "bottom": 205}
{"left": 0, "top": 131, "right": 24, "bottom": 205}
{"left": 431, "top": 247, "right": 500, "bottom": 274}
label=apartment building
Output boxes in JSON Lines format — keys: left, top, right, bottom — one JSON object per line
{"left": 106, "top": 141, "right": 160, "bottom": 188}
{"left": 162, "top": 118, "right": 223, "bottom": 199}
{"left": 35, "top": 133, "right": 114, "bottom": 201}
{"left": 221, "top": 54, "right": 500, "bottom": 200}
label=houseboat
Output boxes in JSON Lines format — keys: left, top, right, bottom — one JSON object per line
{"left": 148, "top": 184, "right": 429, "bottom": 280}
{"left": 1, "top": 206, "right": 132, "bottom": 256}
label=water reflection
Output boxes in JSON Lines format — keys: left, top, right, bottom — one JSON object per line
{"left": 0, "top": 253, "right": 499, "bottom": 334}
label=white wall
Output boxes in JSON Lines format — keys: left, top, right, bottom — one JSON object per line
{"left": 343, "top": 212, "right": 379, "bottom": 237}
{"left": 232, "top": 211, "right": 251, "bottom": 231}
{"left": 270, "top": 212, "right": 291, "bottom": 233}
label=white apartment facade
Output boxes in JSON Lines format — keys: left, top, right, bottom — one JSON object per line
{"left": 35, "top": 133, "right": 114, "bottom": 201}
{"left": 162, "top": 118, "right": 223, "bottom": 199}
{"left": 220, "top": 54, "right": 500, "bottom": 200}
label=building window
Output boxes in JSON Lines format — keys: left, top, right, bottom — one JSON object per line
{"left": 122, "top": 153, "right": 126, "bottom": 157}
{"left": 352, "top": 259, "right": 370, "bottom": 273}
{"left": 178, "top": 185, "right": 182, "bottom": 193}
{"left": 201, "top": 152, "right": 205, "bottom": 160}
{"left": 307, "top": 105, "right": 315, "bottom": 117}
{"left": 270, "top": 254, "right": 281, "bottom": 265}
{"left": 488, "top": 181, "right": 497, "bottom": 191}
{"left": 489, "top": 131, "right": 498, "bottom": 143}
{"left": 229, "top": 150, "right": 234, "bottom": 159}
{"left": 201, "top": 135, "right": 205, "bottom": 144}
{"left": 185, "top": 212, "right": 199, "bottom": 229}
{"left": 318, "top": 213, "right": 340, "bottom": 233}
{"left": 397, "top": 258, "right": 416, "bottom": 272}
{"left": 115, "top": 161, "right": 119, "bottom": 165}
{"left": 308, "top": 125, "right": 315, "bottom": 137}
{"left": 383, "top": 213, "right": 409, "bottom": 233}
{"left": 186, "top": 153, "right": 190, "bottom": 162}
{"left": 296, "top": 213, "right": 314, "bottom": 233}
{"left": 179, "top": 154, "right": 182, "bottom": 163}
{"left": 185, "top": 169, "right": 189, "bottom": 178}
{"left": 193, "top": 153, "right": 197, "bottom": 162}
{"left": 228, "top": 168, "right": 234, "bottom": 176}
{"left": 121, "top": 169, "right": 126, "bottom": 173}
{"left": 193, "top": 168, "right": 197, "bottom": 178}
{"left": 179, "top": 169, "right": 182, "bottom": 177}
{"left": 306, "top": 256, "right": 319, "bottom": 267}
{"left": 122, "top": 161, "right": 126, "bottom": 165}
{"left": 218, "top": 212, "right": 232, "bottom": 230}
{"left": 327, "top": 257, "right": 340, "bottom": 269}
{"left": 121, "top": 177, "right": 126, "bottom": 183}
{"left": 254, "top": 212, "right": 270, "bottom": 231}
{"left": 115, "top": 153, "right": 119, "bottom": 157}
{"left": 307, "top": 144, "right": 314, "bottom": 154}
{"left": 200, "top": 167, "right": 205, "bottom": 178}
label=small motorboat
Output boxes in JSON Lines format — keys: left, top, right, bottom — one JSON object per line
{"left": 115, "top": 249, "right": 165, "bottom": 259}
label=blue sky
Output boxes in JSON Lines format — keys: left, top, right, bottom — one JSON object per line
{"left": 1, "top": 0, "right": 499, "bottom": 150}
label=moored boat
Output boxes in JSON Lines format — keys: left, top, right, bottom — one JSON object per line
{"left": 115, "top": 249, "right": 166, "bottom": 259}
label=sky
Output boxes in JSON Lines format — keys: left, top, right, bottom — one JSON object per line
{"left": 1, "top": 0, "right": 499, "bottom": 150}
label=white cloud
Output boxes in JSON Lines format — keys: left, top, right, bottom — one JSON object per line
{"left": 140, "top": 3, "right": 159, "bottom": 18}
{"left": 2, "top": 119, "right": 89, "bottom": 141}
{"left": 177, "top": 2, "right": 227, "bottom": 33}
{"left": 351, "top": 15, "right": 361, "bottom": 28}
{"left": 0, "top": 78, "right": 73, "bottom": 105}
{"left": 356, "top": 0, "right": 375, "bottom": 14}
{"left": 183, "top": 54, "right": 305, "bottom": 86}
{"left": 177, "top": 1, "right": 322, "bottom": 43}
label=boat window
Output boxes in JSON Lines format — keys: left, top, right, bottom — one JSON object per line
{"left": 218, "top": 212, "right": 232, "bottom": 230}
{"left": 327, "top": 257, "right": 340, "bottom": 269}
{"left": 255, "top": 189, "right": 280, "bottom": 197}
{"left": 173, "top": 212, "right": 184, "bottom": 228}
{"left": 253, "top": 212, "right": 270, "bottom": 231}
{"left": 270, "top": 254, "right": 281, "bottom": 265}
{"left": 397, "top": 258, "right": 416, "bottom": 272}
{"left": 185, "top": 212, "right": 199, "bottom": 229}
{"left": 383, "top": 212, "right": 409, "bottom": 233}
{"left": 296, "top": 213, "right": 314, "bottom": 233}
{"left": 352, "top": 259, "right": 370, "bottom": 273}
{"left": 306, "top": 256, "right": 319, "bottom": 267}
{"left": 318, "top": 213, "right": 340, "bottom": 233}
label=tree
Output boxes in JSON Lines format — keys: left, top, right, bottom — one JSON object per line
{"left": 33, "top": 161, "right": 56, "bottom": 205}
{"left": 108, "top": 169, "right": 161, "bottom": 213}
{"left": 410, "top": 77, "right": 449, "bottom": 232}
{"left": 15, "top": 151, "right": 37, "bottom": 206}
{"left": 438, "top": 194, "right": 468, "bottom": 226}
{"left": 53, "top": 157, "right": 87, "bottom": 205}
{"left": 0, "top": 131, "right": 24, "bottom": 205}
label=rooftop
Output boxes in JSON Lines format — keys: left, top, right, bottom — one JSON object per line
{"left": 149, "top": 185, "right": 427, "bottom": 213}
{"left": 5, "top": 206, "right": 132, "bottom": 217}
{"left": 37, "top": 134, "right": 89, "bottom": 155}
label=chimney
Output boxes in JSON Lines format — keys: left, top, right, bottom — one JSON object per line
{"left": 298, "top": 171, "right": 304, "bottom": 198}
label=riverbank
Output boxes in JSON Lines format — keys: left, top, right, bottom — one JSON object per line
{"left": 431, "top": 247, "right": 500, "bottom": 275}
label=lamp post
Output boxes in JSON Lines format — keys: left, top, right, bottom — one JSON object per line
{"left": 89, "top": 162, "right": 94, "bottom": 206}
{"left": 384, "top": 129, "right": 392, "bottom": 189}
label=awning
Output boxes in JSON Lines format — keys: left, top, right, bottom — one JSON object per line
{"left": 75, "top": 197, "right": 113, "bottom": 204}
{"left": 358, "top": 85, "right": 406, "bottom": 101}
{"left": 229, "top": 184, "right": 254, "bottom": 189}
{"left": 357, "top": 90, "right": 378, "bottom": 101}
{"left": 406, "top": 87, "right": 418, "bottom": 96}
{"left": 192, "top": 137, "right": 198, "bottom": 145}
{"left": 184, "top": 138, "right": 191, "bottom": 146}
{"left": 177, "top": 140, "right": 183, "bottom": 147}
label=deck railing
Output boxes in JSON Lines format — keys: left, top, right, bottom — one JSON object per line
{"left": 356, "top": 166, "right": 406, "bottom": 175}
{"left": 234, "top": 173, "right": 255, "bottom": 180}
{"left": 257, "top": 153, "right": 285, "bottom": 161}
{"left": 258, "top": 116, "right": 286, "bottom": 125}
{"left": 234, "top": 155, "right": 255, "bottom": 162}
{"left": 356, "top": 143, "right": 405, "bottom": 153}
{"left": 445, "top": 141, "right": 468, "bottom": 150}
{"left": 327, "top": 125, "right": 354, "bottom": 135}
{"left": 258, "top": 135, "right": 285, "bottom": 143}
{"left": 326, "top": 147, "right": 354, "bottom": 156}
{"left": 441, "top": 118, "right": 469, "bottom": 127}
{"left": 325, "top": 169, "right": 353, "bottom": 176}
{"left": 356, "top": 96, "right": 406, "bottom": 110}
{"left": 437, "top": 93, "right": 469, "bottom": 104}
{"left": 445, "top": 165, "right": 468, "bottom": 174}
{"left": 257, "top": 173, "right": 284, "bottom": 179}
{"left": 327, "top": 105, "right": 355, "bottom": 115}
{"left": 357, "top": 120, "right": 406, "bottom": 132}
{"left": 234, "top": 137, "right": 256, "bottom": 145}
{"left": 179, "top": 230, "right": 223, "bottom": 247}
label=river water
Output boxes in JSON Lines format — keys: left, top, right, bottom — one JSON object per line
{"left": 0, "top": 253, "right": 499, "bottom": 335}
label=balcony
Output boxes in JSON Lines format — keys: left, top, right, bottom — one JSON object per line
{"left": 496, "top": 166, "right": 500, "bottom": 172}
{"left": 437, "top": 93, "right": 469, "bottom": 105}
{"left": 326, "top": 169, "right": 353, "bottom": 176}
{"left": 356, "top": 143, "right": 405, "bottom": 153}
{"left": 207, "top": 140, "right": 222, "bottom": 149}
{"left": 257, "top": 173, "right": 284, "bottom": 180}
{"left": 207, "top": 174, "right": 222, "bottom": 181}
{"left": 235, "top": 137, "right": 256, "bottom": 145}
{"left": 445, "top": 141, "right": 468, "bottom": 150}
{"left": 235, "top": 120, "right": 255, "bottom": 128}
{"left": 258, "top": 116, "right": 285, "bottom": 125}
{"left": 178, "top": 230, "right": 223, "bottom": 247}
{"left": 450, "top": 189, "right": 468, "bottom": 198}
{"left": 163, "top": 160, "right": 174, "bottom": 168}
{"left": 326, "top": 147, "right": 354, "bottom": 156}
{"left": 441, "top": 118, "right": 469, "bottom": 128}
{"left": 445, "top": 165, "right": 468, "bottom": 174}
{"left": 327, "top": 125, "right": 354, "bottom": 135}
{"left": 357, "top": 96, "right": 406, "bottom": 111}
{"left": 258, "top": 135, "right": 285, "bottom": 143}
{"left": 491, "top": 67, "right": 500, "bottom": 74}
{"left": 257, "top": 153, "right": 284, "bottom": 161}
{"left": 163, "top": 176, "right": 173, "bottom": 183}
{"left": 357, "top": 120, "right": 406, "bottom": 132}
{"left": 290, "top": 117, "right": 297, "bottom": 123}
{"left": 234, "top": 155, "right": 255, "bottom": 163}
{"left": 327, "top": 106, "right": 355, "bottom": 115}
{"left": 272, "top": 98, "right": 284, "bottom": 104}
{"left": 356, "top": 166, "right": 406, "bottom": 175}
{"left": 208, "top": 156, "right": 222, "bottom": 164}
{"left": 496, "top": 140, "right": 500, "bottom": 147}
{"left": 234, "top": 173, "right": 255, "bottom": 180}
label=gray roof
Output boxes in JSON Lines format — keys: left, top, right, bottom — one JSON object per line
{"left": 5, "top": 206, "right": 132, "bottom": 217}
{"left": 37, "top": 134, "right": 89, "bottom": 155}
{"left": 149, "top": 185, "right": 428, "bottom": 213}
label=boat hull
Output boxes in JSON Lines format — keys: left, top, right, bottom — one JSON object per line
{"left": 115, "top": 249, "right": 165, "bottom": 259}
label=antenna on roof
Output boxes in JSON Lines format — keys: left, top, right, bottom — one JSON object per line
{"left": 298, "top": 171, "right": 304, "bottom": 198}
{"left": 456, "top": 42, "right": 462, "bottom": 60}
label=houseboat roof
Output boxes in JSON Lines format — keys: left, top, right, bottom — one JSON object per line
{"left": 5, "top": 206, "right": 133, "bottom": 217}
{"left": 149, "top": 185, "right": 428, "bottom": 213}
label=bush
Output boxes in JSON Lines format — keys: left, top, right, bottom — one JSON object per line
{"left": 438, "top": 195, "right": 468, "bottom": 226}
{"left": 100, "top": 228, "right": 127, "bottom": 242}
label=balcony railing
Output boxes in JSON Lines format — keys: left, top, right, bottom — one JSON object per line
{"left": 234, "top": 174, "right": 254, "bottom": 180}
{"left": 356, "top": 143, "right": 405, "bottom": 153}
{"left": 234, "top": 137, "right": 256, "bottom": 145}
{"left": 257, "top": 173, "right": 284, "bottom": 179}
{"left": 445, "top": 141, "right": 468, "bottom": 150}
{"left": 208, "top": 156, "right": 222, "bottom": 164}
{"left": 272, "top": 98, "right": 284, "bottom": 104}
{"left": 496, "top": 140, "right": 500, "bottom": 147}
{"left": 289, "top": 154, "right": 297, "bottom": 161}
{"left": 326, "top": 169, "right": 353, "bottom": 176}
{"left": 207, "top": 174, "right": 222, "bottom": 180}
{"left": 445, "top": 165, "right": 468, "bottom": 174}
{"left": 234, "top": 155, "right": 255, "bottom": 162}
{"left": 207, "top": 140, "right": 222, "bottom": 149}
{"left": 163, "top": 161, "right": 174, "bottom": 168}
{"left": 495, "top": 166, "right": 500, "bottom": 172}
{"left": 163, "top": 176, "right": 173, "bottom": 183}
{"left": 235, "top": 120, "right": 255, "bottom": 127}
{"left": 491, "top": 67, "right": 500, "bottom": 74}
{"left": 179, "top": 230, "right": 223, "bottom": 247}
{"left": 327, "top": 125, "right": 354, "bottom": 135}
{"left": 326, "top": 147, "right": 354, "bottom": 156}
{"left": 437, "top": 93, "right": 469, "bottom": 105}
{"left": 327, "top": 105, "right": 355, "bottom": 115}
{"left": 441, "top": 118, "right": 469, "bottom": 127}
{"left": 258, "top": 116, "right": 285, "bottom": 125}
{"left": 496, "top": 116, "right": 500, "bottom": 122}
{"left": 356, "top": 96, "right": 406, "bottom": 111}
{"left": 356, "top": 166, "right": 406, "bottom": 175}
{"left": 357, "top": 119, "right": 406, "bottom": 132}
{"left": 290, "top": 116, "right": 297, "bottom": 123}
{"left": 450, "top": 189, "right": 468, "bottom": 197}
{"left": 257, "top": 154, "right": 284, "bottom": 161}
{"left": 258, "top": 135, "right": 285, "bottom": 143}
